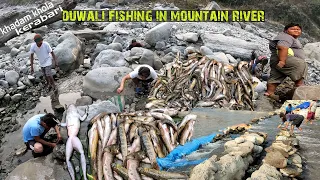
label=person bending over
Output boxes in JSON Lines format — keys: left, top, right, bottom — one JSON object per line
{"left": 117, "top": 65, "right": 158, "bottom": 95}
{"left": 278, "top": 112, "right": 304, "bottom": 135}
{"left": 23, "top": 113, "right": 61, "bottom": 158}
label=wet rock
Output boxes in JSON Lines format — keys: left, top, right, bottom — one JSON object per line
{"left": 11, "top": 94, "right": 22, "bottom": 103}
{"left": 54, "top": 31, "right": 84, "bottom": 72}
{"left": 280, "top": 165, "right": 302, "bottom": 177}
{"left": 264, "top": 150, "right": 287, "bottom": 168}
{"left": 93, "top": 49, "right": 128, "bottom": 69}
{"left": 5, "top": 154, "right": 70, "bottom": 180}
{"left": 75, "top": 96, "right": 93, "bottom": 106}
{"left": 250, "top": 163, "right": 282, "bottom": 180}
{"left": 288, "top": 154, "right": 302, "bottom": 166}
{"left": 5, "top": 70, "right": 19, "bottom": 86}
{"left": 83, "top": 67, "right": 134, "bottom": 99}
{"left": 189, "top": 155, "right": 218, "bottom": 180}
{"left": 145, "top": 22, "right": 172, "bottom": 46}
{"left": 291, "top": 138, "right": 299, "bottom": 147}
{"left": 253, "top": 145, "right": 263, "bottom": 154}
{"left": 52, "top": 144, "right": 66, "bottom": 161}
{"left": 292, "top": 85, "right": 320, "bottom": 100}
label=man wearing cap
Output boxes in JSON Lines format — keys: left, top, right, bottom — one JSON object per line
{"left": 30, "top": 34, "right": 58, "bottom": 91}
{"left": 22, "top": 113, "right": 62, "bottom": 157}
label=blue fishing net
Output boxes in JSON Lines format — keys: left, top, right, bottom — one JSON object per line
{"left": 157, "top": 133, "right": 217, "bottom": 170}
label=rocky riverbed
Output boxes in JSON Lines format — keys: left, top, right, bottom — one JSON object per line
{"left": 0, "top": 0, "right": 320, "bottom": 179}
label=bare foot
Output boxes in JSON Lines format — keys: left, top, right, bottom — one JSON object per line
{"left": 298, "top": 127, "right": 302, "bottom": 131}
{"left": 310, "top": 121, "right": 313, "bottom": 125}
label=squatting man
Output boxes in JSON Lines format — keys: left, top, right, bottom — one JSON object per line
{"left": 23, "top": 113, "right": 61, "bottom": 157}
{"left": 117, "top": 65, "right": 158, "bottom": 95}
{"left": 30, "top": 34, "right": 59, "bottom": 91}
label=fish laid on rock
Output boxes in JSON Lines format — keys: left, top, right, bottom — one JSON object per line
{"left": 146, "top": 51, "right": 255, "bottom": 111}
{"left": 87, "top": 111, "right": 197, "bottom": 180}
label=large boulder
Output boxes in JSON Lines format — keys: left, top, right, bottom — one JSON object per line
{"left": 214, "top": 154, "right": 248, "bottom": 180}
{"left": 292, "top": 85, "right": 320, "bottom": 100}
{"left": 83, "top": 67, "right": 135, "bottom": 99}
{"left": 264, "top": 150, "right": 287, "bottom": 169}
{"left": 145, "top": 22, "right": 172, "bottom": 46}
{"left": 93, "top": 49, "right": 128, "bottom": 69}
{"left": 201, "top": 33, "right": 259, "bottom": 60}
{"left": 91, "top": 43, "right": 109, "bottom": 62}
{"left": 5, "top": 154, "right": 70, "bottom": 180}
{"left": 128, "top": 47, "right": 155, "bottom": 67}
{"left": 5, "top": 70, "right": 19, "bottom": 86}
{"left": 304, "top": 42, "right": 320, "bottom": 61}
{"left": 53, "top": 32, "right": 84, "bottom": 72}
{"left": 250, "top": 163, "right": 282, "bottom": 180}
{"left": 189, "top": 155, "right": 218, "bottom": 180}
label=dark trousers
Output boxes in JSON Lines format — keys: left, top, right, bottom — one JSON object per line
{"left": 132, "top": 78, "right": 154, "bottom": 93}
{"left": 25, "top": 129, "right": 53, "bottom": 158}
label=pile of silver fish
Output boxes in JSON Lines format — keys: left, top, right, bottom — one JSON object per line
{"left": 87, "top": 111, "right": 197, "bottom": 180}
{"left": 147, "top": 52, "right": 256, "bottom": 111}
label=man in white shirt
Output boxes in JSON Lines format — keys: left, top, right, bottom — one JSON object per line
{"left": 117, "top": 64, "right": 158, "bottom": 95}
{"left": 30, "top": 34, "right": 58, "bottom": 91}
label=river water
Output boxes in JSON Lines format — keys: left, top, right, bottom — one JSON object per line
{"left": 170, "top": 108, "right": 320, "bottom": 180}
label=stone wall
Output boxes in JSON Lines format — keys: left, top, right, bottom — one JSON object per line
{"left": 247, "top": 130, "right": 302, "bottom": 179}
{"left": 190, "top": 132, "right": 266, "bottom": 180}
